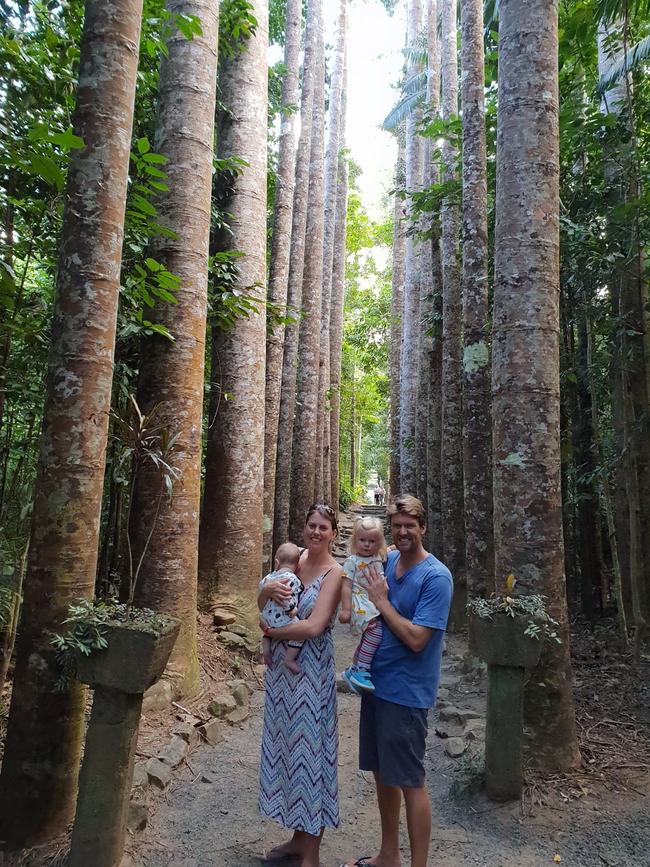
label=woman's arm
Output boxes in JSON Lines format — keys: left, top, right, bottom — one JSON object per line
{"left": 262, "top": 566, "right": 343, "bottom": 640}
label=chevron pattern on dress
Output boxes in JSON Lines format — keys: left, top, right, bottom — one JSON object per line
{"left": 259, "top": 573, "right": 340, "bottom": 836}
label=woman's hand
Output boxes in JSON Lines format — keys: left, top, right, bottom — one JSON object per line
{"left": 361, "top": 562, "right": 389, "bottom": 609}
{"left": 258, "top": 577, "right": 293, "bottom": 610}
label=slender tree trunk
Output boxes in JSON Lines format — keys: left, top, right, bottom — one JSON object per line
{"left": 199, "top": 0, "right": 268, "bottom": 627}
{"left": 493, "top": 0, "right": 579, "bottom": 770}
{"left": 289, "top": 0, "right": 325, "bottom": 538}
{"left": 389, "top": 144, "right": 406, "bottom": 499}
{"left": 441, "top": 0, "right": 465, "bottom": 624}
{"left": 316, "top": 0, "right": 347, "bottom": 503}
{"left": 132, "top": 0, "right": 219, "bottom": 698}
{"left": 329, "top": 63, "right": 349, "bottom": 509}
{"left": 415, "top": 0, "right": 440, "bottom": 511}
{"left": 460, "top": 0, "right": 493, "bottom": 598}
{"left": 262, "top": 0, "right": 302, "bottom": 569}
{"left": 399, "top": 0, "right": 423, "bottom": 494}
{"left": 0, "top": 0, "right": 143, "bottom": 844}
{"left": 273, "top": 0, "right": 317, "bottom": 551}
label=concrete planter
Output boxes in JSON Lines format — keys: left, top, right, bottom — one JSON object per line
{"left": 469, "top": 612, "right": 543, "bottom": 669}
{"left": 69, "top": 615, "right": 180, "bottom": 867}
{"left": 75, "top": 617, "right": 180, "bottom": 694}
{"left": 469, "top": 611, "right": 544, "bottom": 802}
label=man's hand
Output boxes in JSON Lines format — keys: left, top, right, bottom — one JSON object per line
{"left": 362, "top": 561, "right": 389, "bottom": 609}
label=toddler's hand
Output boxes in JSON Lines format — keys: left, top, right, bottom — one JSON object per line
{"left": 338, "top": 610, "right": 351, "bottom": 624}
{"left": 289, "top": 608, "right": 298, "bottom": 618}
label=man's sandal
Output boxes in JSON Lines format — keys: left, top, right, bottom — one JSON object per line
{"left": 338, "top": 858, "right": 373, "bottom": 866}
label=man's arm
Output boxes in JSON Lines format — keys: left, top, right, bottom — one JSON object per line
{"left": 363, "top": 565, "right": 433, "bottom": 653}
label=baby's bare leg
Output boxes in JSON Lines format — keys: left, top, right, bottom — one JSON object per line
{"left": 284, "top": 644, "right": 301, "bottom": 673}
{"left": 262, "top": 634, "right": 273, "bottom": 667}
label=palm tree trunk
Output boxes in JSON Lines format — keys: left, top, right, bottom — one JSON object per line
{"left": 389, "top": 144, "right": 406, "bottom": 498}
{"left": 441, "top": 0, "right": 465, "bottom": 625}
{"left": 0, "top": 0, "right": 143, "bottom": 844}
{"left": 316, "top": 0, "right": 347, "bottom": 503}
{"left": 132, "top": 0, "right": 219, "bottom": 699}
{"left": 493, "top": 0, "right": 579, "bottom": 771}
{"left": 460, "top": 0, "right": 493, "bottom": 598}
{"left": 289, "top": 0, "right": 326, "bottom": 537}
{"left": 199, "top": 0, "right": 268, "bottom": 628}
{"left": 329, "top": 61, "right": 349, "bottom": 509}
{"left": 273, "top": 0, "right": 317, "bottom": 551}
{"left": 263, "top": 0, "right": 302, "bottom": 569}
{"left": 399, "top": 0, "right": 423, "bottom": 495}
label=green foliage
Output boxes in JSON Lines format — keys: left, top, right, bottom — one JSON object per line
{"left": 50, "top": 598, "right": 172, "bottom": 691}
{"left": 219, "top": 0, "right": 259, "bottom": 59}
{"left": 450, "top": 750, "right": 485, "bottom": 801}
{"left": 467, "top": 595, "right": 562, "bottom": 645}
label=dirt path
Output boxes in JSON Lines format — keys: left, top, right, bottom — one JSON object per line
{"left": 129, "top": 623, "right": 650, "bottom": 867}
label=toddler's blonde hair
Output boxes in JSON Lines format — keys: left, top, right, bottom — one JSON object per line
{"left": 350, "top": 516, "right": 387, "bottom": 560}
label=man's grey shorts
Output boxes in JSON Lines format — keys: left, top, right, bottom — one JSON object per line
{"left": 359, "top": 693, "right": 429, "bottom": 788}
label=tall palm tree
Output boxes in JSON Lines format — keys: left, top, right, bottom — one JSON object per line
{"left": 263, "top": 0, "right": 302, "bottom": 568}
{"left": 273, "top": 0, "right": 318, "bottom": 551}
{"left": 199, "top": 0, "right": 268, "bottom": 627}
{"left": 131, "top": 0, "right": 219, "bottom": 699}
{"left": 0, "top": 0, "right": 144, "bottom": 844}
{"left": 440, "top": 0, "right": 465, "bottom": 623}
{"left": 492, "top": 0, "right": 580, "bottom": 770}
{"left": 289, "top": 0, "right": 325, "bottom": 538}
{"left": 460, "top": 0, "right": 493, "bottom": 597}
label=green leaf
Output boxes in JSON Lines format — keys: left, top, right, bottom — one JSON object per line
{"left": 137, "top": 136, "right": 151, "bottom": 154}
{"left": 142, "top": 152, "right": 168, "bottom": 165}
{"left": 49, "top": 127, "right": 85, "bottom": 151}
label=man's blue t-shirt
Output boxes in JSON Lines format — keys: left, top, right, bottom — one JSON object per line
{"left": 371, "top": 550, "right": 453, "bottom": 709}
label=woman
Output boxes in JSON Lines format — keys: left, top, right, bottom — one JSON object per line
{"left": 258, "top": 503, "right": 343, "bottom": 867}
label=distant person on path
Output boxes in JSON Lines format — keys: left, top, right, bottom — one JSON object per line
{"left": 339, "top": 515, "right": 387, "bottom": 693}
{"left": 377, "top": 484, "right": 385, "bottom": 505}
{"left": 340, "top": 494, "right": 453, "bottom": 867}
{"left": 258, "top": 503, "right": 343, "bottom": 867}
{"left": 259, "top": 542, "right": 302, "bottom": 672}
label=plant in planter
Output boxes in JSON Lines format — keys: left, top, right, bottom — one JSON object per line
{"left": 50, "top": 396, "right": 182, "bottom": 867}
{"left": 467, "top": 580, "right": 561, "bottom": 802}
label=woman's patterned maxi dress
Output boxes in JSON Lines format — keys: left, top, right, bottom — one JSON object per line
{"left": 259, "top": 572, "right": 340, "bottom": 835}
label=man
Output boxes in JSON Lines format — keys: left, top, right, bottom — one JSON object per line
{"left": 341, "top": 494, "right": 453, "bottom": 867}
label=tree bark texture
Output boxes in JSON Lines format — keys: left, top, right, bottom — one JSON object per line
{"left": 316, "top": 0, "right": 347, "bottom": 503}
{"left": 492, "top": 0, "right": 580, "bottom": 770}
{"left": 460, "top": 0, "right": 493, "bottom": 598}
{"left": 0, "top": 0, "right": 142, "bottom": 845}
{"left": 441, "top": 0, "right": 465, "bottom": 623}
{"left": 273, "top": 0, "right": 317, "bottom": 552}
{"left": 329, "top": 61, "right": 349, "bottom": 509}
{"left": 415, "top": 0, "right": 440, "bottom": 511}
{"left": 399, "top": 0, "right": 423, "bottom": 495}
{"left": 262, "top": 0, "right": 302, "bottom": 569}
{"left": 132, "top": 0, "right": 219, "bottom": 699}
{"left": 389, "top": 144, "right": 406, "bottom": 499}
{"left": 199, "top": 0, "right": 268, "bottom": 627}
{"left": 289, "top": 0, "right": 326, "bottom": 538}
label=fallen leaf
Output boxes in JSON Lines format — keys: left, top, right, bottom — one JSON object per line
{"left": 554, "top": 856, "right": 562, "bottom": 863}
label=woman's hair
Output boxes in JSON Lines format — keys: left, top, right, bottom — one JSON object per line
{"left": 305, "top": 502, "right": 339, "bottom": 534}
{"left": 350, "top": 515, "right": 387, "bottom": 559}
{"left": 387, "top": 494, "right": 426, "bottom": 528}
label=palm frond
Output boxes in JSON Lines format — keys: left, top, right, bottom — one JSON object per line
{"left": 402, "top": 70, "right": 428, "bottom": 97}
{"left": 596, "top": 0, "right": 650, "bottom": 24}
{"left": 382, "top": 90, "right": 425, "bottom": 131}
{"left": 401, "top": 46, "right": 428, "bottom": 68}
{"left": 597, "top": 33, "right": 650, "bottom": 92}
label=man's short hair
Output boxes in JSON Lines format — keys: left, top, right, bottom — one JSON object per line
{"left": 387, "top": 494, "right": 426, "bottom": 528}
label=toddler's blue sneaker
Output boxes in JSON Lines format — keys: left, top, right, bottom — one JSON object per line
{"left": 349, "top": 668, "right": 375, "bottom": 693}
{"left": 341, "top": 666, "right": 362, "bottom": 695}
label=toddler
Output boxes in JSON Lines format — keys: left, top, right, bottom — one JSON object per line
{"left": 339, "top": 516, "right": 387, "bottom": 693}
{"left": 259, "top": 542, "right": 303, "bottom": 673}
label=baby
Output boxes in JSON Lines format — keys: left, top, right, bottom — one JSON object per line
{"left": 259, "top": 542, "right": 303, "bottom": 673}
{"left": 339, "top": 515, "right": 387, "bottom": 693}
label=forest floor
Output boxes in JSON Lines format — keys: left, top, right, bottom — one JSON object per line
{"left": 2, "top": 508, "right": 650, "bottom": 867}
{"left": 126, "top": 621, "right": 650, "bottom": 867}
